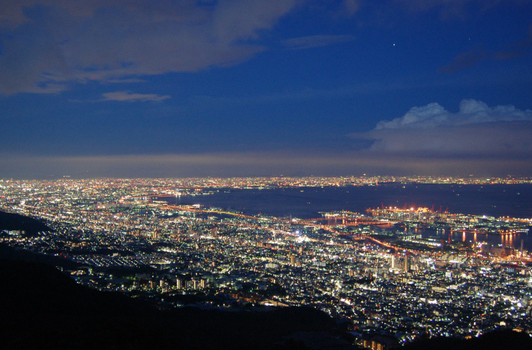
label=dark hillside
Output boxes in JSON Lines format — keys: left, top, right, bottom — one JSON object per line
{"left": 0, "top": 257, "right": 355, "bottom": 350}
{"left": 0, "top": 210, "right": 50, "bottom": 234}
{"left": 401, "top": 329, "right": 532, "bottom": 350}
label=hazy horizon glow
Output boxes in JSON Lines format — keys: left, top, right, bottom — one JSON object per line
{"left": 2, "top": 150, "right": 531, "bottom": 179}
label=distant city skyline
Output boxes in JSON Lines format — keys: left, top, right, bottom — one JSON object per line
{"left": 1, "top": 0, "right": 532, "bottom": 178}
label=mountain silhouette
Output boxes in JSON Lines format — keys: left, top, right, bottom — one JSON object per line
{"left": 0, "top": 249, "right": 355, "bottom": 350}
{"left": 0, "top": 210, "right": 50, "bottom": 235}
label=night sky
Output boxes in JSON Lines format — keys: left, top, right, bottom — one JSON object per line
{"left": 1, "top": 0, "right": 532, "bottom": 178}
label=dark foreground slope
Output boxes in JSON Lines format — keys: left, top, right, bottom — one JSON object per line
{"left": 0, "top": 210, "right": 50, "bottom": 234}
{"left": 2, "top": 257, "right": 531, "bottom": 350}
{"left": 0, "top": 256, "right": 355, "bottom": 350}
{"left": 402, "top": 330, "right": 532, "bottom": 350}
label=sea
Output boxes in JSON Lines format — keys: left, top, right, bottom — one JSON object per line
{"left": 165, "top": 183, "right": 532, "bottom": 251}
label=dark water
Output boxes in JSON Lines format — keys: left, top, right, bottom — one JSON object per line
{"left": 166, "top": 184, "right": 532, "bottom": 251}
{"left": 172, "top": 184, "right": 532, "bottom": 219}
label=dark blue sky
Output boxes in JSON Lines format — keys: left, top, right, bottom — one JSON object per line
{"left": 1, "top": 0, "right": 532, "bottom": 178}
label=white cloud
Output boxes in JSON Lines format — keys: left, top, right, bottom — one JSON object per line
{"left": 354, "top": 100, "right": 532, "bottom": 158}
{"left": 101, "top": 91, "right": 170, "bottom": 102}
{"left": 376, "top": 99, "right": 532, "bottom": 129}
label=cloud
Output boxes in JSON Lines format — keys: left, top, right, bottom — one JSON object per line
{"left": 282, "top": 34, "right": 354, "bottom": 50}
{"left": 494, "top": 23, "right": 532, "bottom": 60}
{"left": 342, "top": 0, "right": 361, "bottom": 16}
{"left": 439, "top": 48, "right": 486, "bottom": 73}
{"left": 366, "top": 122, "right": 532, "bottom": 156}
{"left": 0, "top": 0, "right": 301, "bottom": 94}
{"left": 441, "top": 24, "right": 532, "bottom": 73}
{"left": 213, "top": 0, "right": 301, "bottom": 43}
{"left": 376, "top": 99, "right": 532, "bottom": 129}
{"left": 105, "top": 78, "right": 147, "bottom": 84}
{"left": 101, "top": 91, "right": 170, "bottom": 102}
{"left": 353, "top": 100, "right": 532, "bottom": 159}
{"left": 395, "top": 0, "right": 504, "bottom": 19}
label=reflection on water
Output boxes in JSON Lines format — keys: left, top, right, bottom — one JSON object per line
{"left": 414, "top": 226, "right": 530, "bottom": 251}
